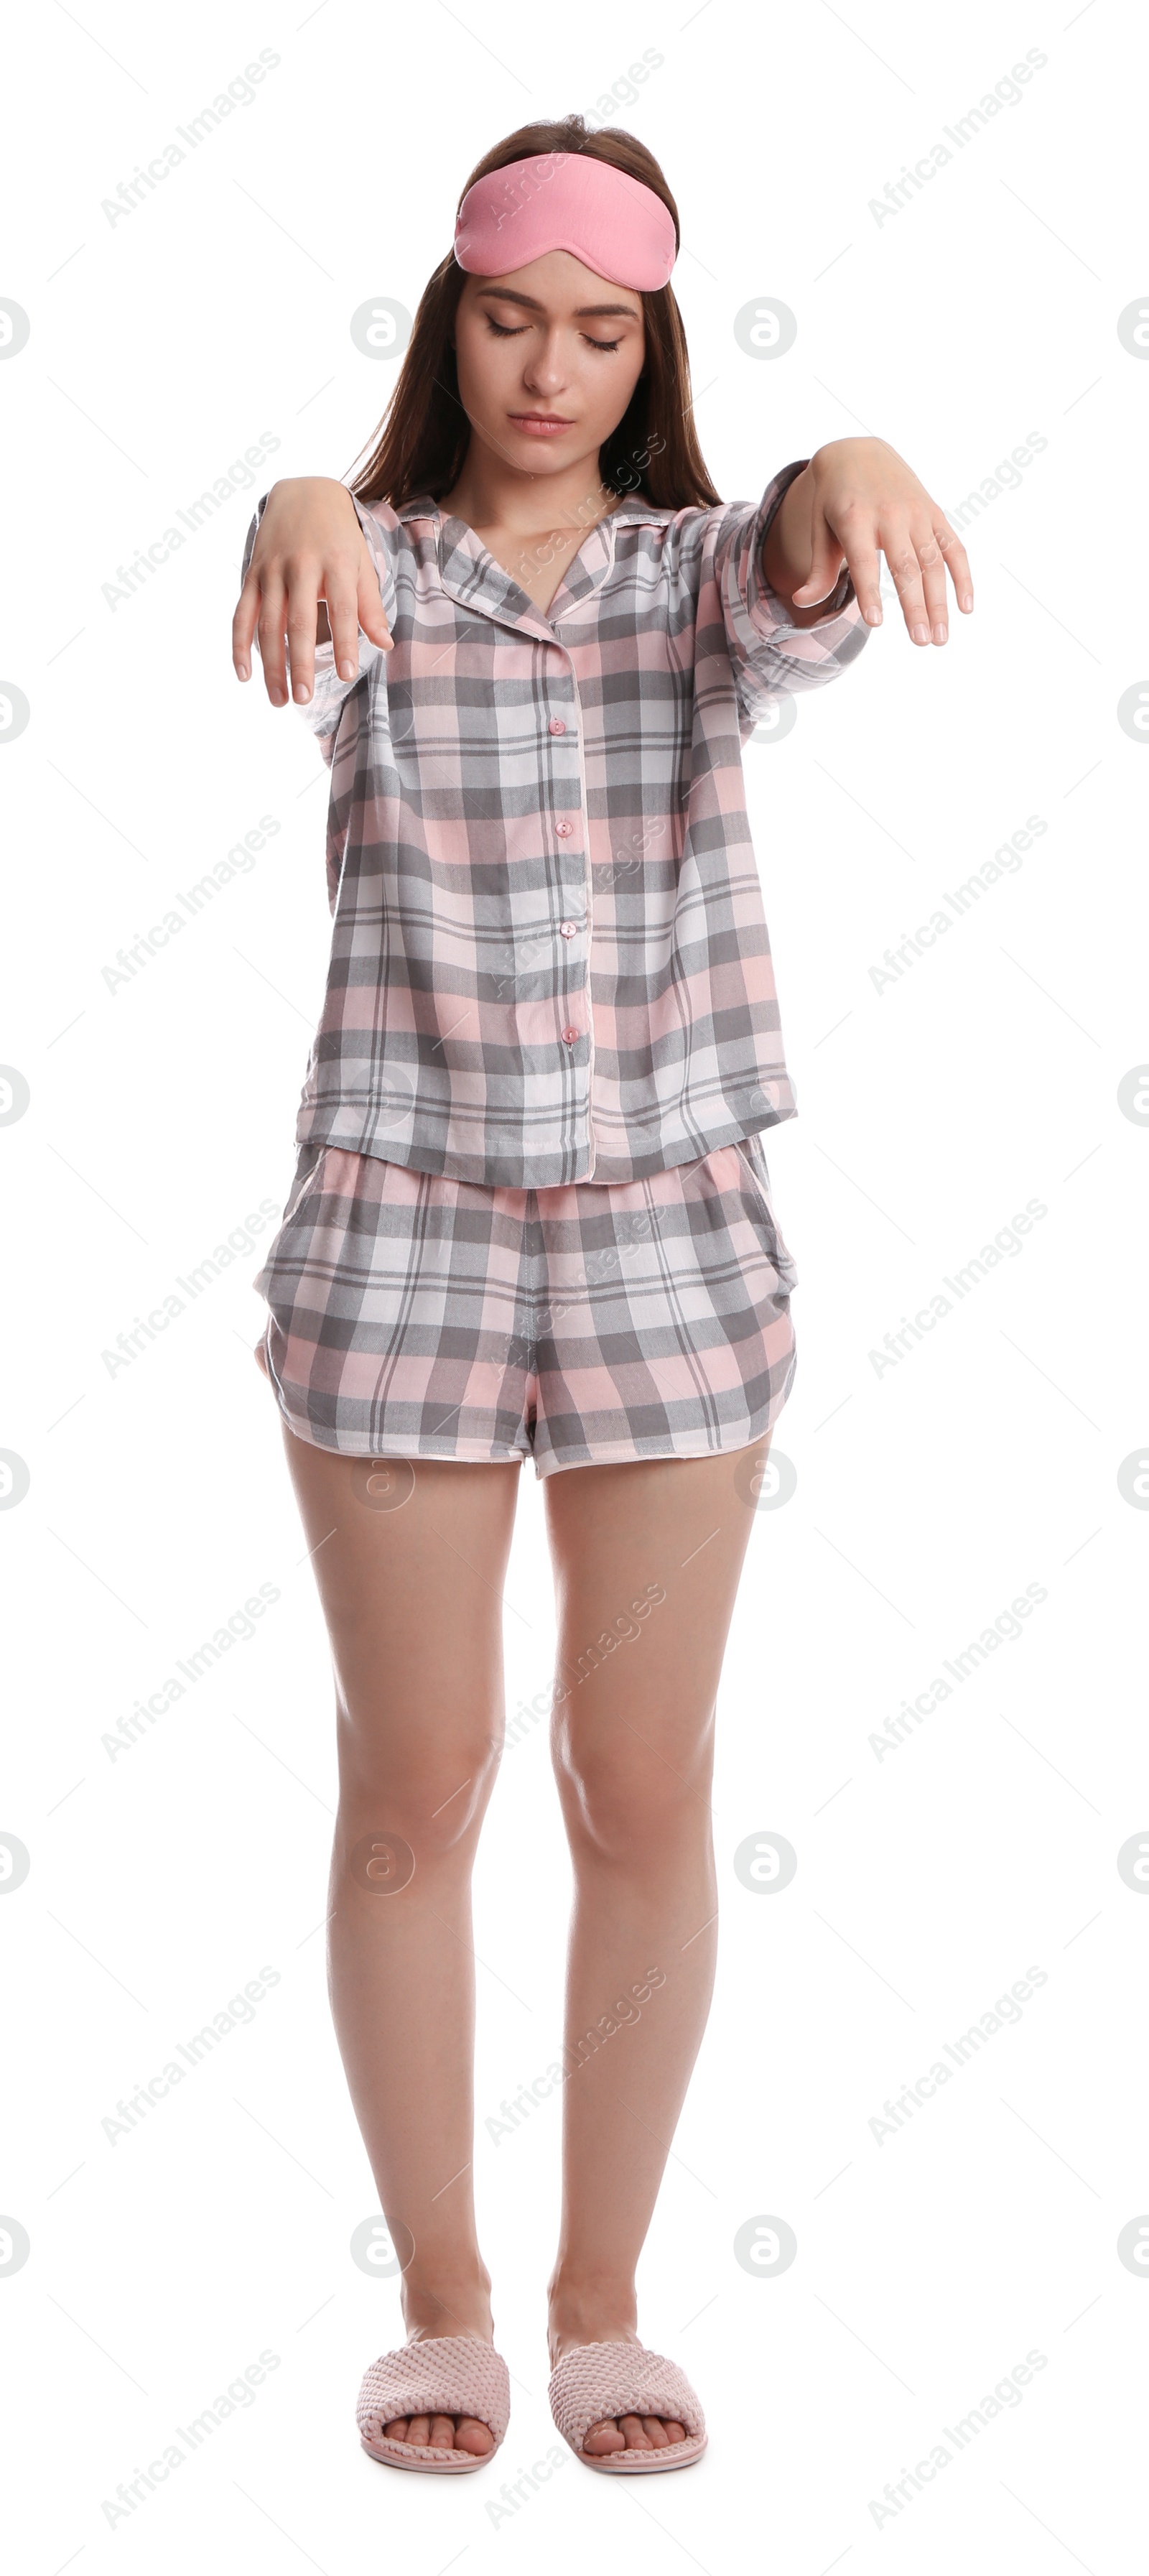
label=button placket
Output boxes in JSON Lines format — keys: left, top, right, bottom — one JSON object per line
{"left": 554, "top": 787, "right": 581, "bottom": 1042}
{"left": 544, "top": 655, "right": 595, "bottom": 1171}
{"left": 426, "top": 527, "right": 631, "bottom": 1180}
{"left": 569, "top": 672, "right": 596, "bottom": 1171}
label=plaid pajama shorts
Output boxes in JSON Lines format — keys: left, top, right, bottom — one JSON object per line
{"left": 251, "top": 1132, "right": 799, "bottom": 1476}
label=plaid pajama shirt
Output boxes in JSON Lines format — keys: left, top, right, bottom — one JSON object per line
{"left": 241, "top": 458, "right": 868, "bottom": 1189}
{"left": 245, "top": 462, "right": 869, "bottom": 1465}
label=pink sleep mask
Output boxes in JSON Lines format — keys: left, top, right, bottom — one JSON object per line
{"left": 454, "top": 151, "right": 677, "bottom": 292}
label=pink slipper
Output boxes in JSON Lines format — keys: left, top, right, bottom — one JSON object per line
{"left": 548, "top": 2339, "right": 707, "bottom": 2473}
{"left": 357, "top": 2335, "right": 511, "bottom": 2473}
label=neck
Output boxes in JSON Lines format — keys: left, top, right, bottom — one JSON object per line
{"left": 439, "top": 437, "right": 621, "bottom": 540}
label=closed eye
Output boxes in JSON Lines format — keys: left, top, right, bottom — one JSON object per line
{"left": 483, "top": 318, "right": 623, "bottom": 353}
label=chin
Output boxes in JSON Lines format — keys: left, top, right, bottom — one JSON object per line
{"left": 504, "top": 427, "right": 595, "bottom": 466}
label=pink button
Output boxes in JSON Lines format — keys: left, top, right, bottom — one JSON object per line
{"left": 559, "top": 919, "right": 576, "bottom": 938}
{"left": 555, "top": 818, "right": 574, "bottom": 838}
{"left": 549, "top": 717, "right": 567, "bottom": 734}
{"left": 562, "top": 1026, "right": 579, "bottom": 1044}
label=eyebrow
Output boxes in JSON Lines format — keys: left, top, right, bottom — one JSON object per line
{"left": 475, "top": 285, "right": 641, "bottom": 321}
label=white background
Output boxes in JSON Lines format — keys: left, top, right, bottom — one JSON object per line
{"left": 2, "top": 2, "right": 1146, "bottom": 2567}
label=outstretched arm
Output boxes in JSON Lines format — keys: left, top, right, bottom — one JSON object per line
{"left": 761, "top": 437, "right": 974, "bottom": 641}
{"left": 232, "top": 476, "right": 394, "bottom": 705}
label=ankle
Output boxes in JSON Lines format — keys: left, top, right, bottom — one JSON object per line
{"left": 401, "top": 2261, "right": 493, "bottom": 2344}
{"left": 546, "top": 2267, "right": 637, "bottom": 2354}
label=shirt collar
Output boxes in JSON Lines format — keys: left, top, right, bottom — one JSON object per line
{"left": 392, "top": 490, "right": 669, "bottom": 524}
{"left": 393, "top": 489, "right": 669, "bottom": 637}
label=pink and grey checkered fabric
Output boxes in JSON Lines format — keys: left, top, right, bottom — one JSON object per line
{"left": 253, "top": 1126, "right": 797, "bottom": 1473}
{"left": 241, "top": 463, "right": 868, "bottom": 1189}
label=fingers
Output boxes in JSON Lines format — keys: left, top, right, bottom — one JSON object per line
{"left": 255, "top": 574, "right": 291, "bottom": 706}
{"left": 255, "top": 562, "right": 322, "bottom": 706}
{"left": 911, "top": 522, "right": 956, "bottom": 642}
{"left": 241, "top": 551, "right": 392, "bottom": 704}
{"left": 801, "top": 498, "right": 883, "bottom": 626}
{"left": 356, "top": 559, "right": 394, "bottom": 657}
{"left": 884, "top": 525, "right": 936, "bottom": 644}
{"left": 841, "top": 513, "right": 974, "bottom": 645}
{"left": 285, "top": 573, "right": 322, "bottom": 705}
{"left": 321, "top": 557, "right": 392, "bottom": 685}
{"left": 791, "top": 524, "right": 850, "bottom": 608}
{"left": 231, "top": 572, "right": 261, "bottom": 681}
{"left": 325, "top": 561, "right": 366, "bottom": 686}
{"left": 935, "top": 519, "right": 974, "bottom": 613}
{"left": 883, "top": 518, "right": 959, "bottom": 644}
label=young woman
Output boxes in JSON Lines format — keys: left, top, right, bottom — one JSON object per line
{"left": 233, "top": 115, "right": 972, "bottom": 2480}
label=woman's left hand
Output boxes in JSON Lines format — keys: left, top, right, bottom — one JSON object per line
{"left": 764, "top": 437, "right": 974, "bottom": 643}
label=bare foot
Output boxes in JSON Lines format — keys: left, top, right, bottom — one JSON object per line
{"left": 381, "top": 2409, "right": 494, "bottom": 2456}
{"left": 582, "top": 2407, "right": 687, "bottom": 2456}
{"left": 548, "top": 2303, "right": 687, "bottom": 2455}
{"left": 381, "top": 2297, "right": 498, "bottom": 2457}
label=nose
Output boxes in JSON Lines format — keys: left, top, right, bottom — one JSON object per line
{"left": 521, "top": 326, "right": 571, "bottom": 396}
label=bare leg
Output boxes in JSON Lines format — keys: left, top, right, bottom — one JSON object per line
{"left": 543, "top": 1445, "right": 760, "bottom": 2453}
{"left": 276, "top": 1417, "right": 522, "bottom": 2455}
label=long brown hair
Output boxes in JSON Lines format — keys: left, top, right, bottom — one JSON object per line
{"left": 348, "top": 115, "right": 722, "bottom": 512}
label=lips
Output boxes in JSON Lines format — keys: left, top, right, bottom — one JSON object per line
{"left": 508, "top": 414, "right": 574, "bottom": 433}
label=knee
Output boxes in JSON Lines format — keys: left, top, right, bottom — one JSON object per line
{"left": 555, "top": 1730, "right": 710, "bottom": 1866}
{"left": 337, "top": 1708, "right": 501, "bottom": 1858}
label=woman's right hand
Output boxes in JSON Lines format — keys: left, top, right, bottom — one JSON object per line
{"left": 232, "top": 476, "right": 394, "bottom": 707}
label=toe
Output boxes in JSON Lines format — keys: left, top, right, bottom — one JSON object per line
{"left": 428, "top": 2414, "right": 455, "bottom": 2447}
{"left": 383, "top": 2417, "right": 409, "bottom": 2440}
{"left": 453, "top": 2416, "right": 494, "bottom": 2456}
{"left": 618, "top": 2414, "right": 653, "bottom": 2450}
{"left": 404, "top": 2414, "right": 432, "bottom": 2446}
{"left": 662, "top": 2419, "right": 687, "bottom": 2443}
{"left": 584, "top": 2417, "right": 627, "bottom": 2455}
{"left": 640, "top": 2415, "right": 670, "bottom": 2447}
